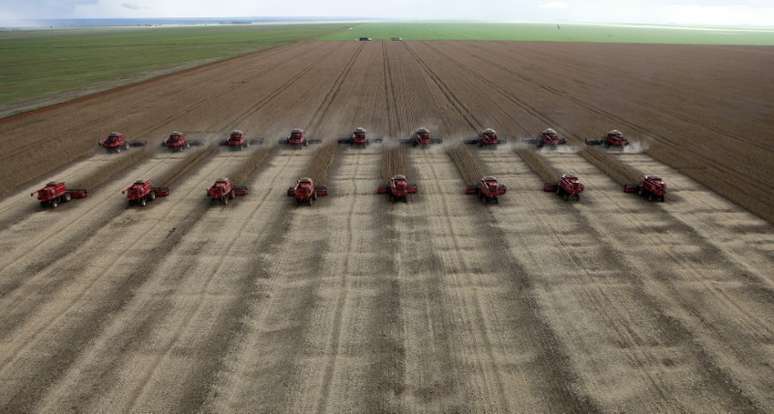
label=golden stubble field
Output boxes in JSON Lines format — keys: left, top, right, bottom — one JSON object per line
{"left": 0, "top": 40, "right": 772, "bottom": 413}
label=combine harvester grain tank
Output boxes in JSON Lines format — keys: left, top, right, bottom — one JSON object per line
{"left": 207, "top": 178, "right": 248, "bottom": 205}
{"left": 220, "top": 130, "right": 263, "bottom": 150}
{"left": 162, "top": 131, "right": 205, "bottom": 152}
{"left": 400, "top": 127, "right": 442, "bottom": 147}
{"left": 544, "top": 174, "right": 585, "bottom": 201}
{"left": 624, "top": 175, "right": 667, "bottom": 202}
{"left": 287, "top": 177, "right": 328, "bottom": 206}
{"left": 524, "top": 128, "right": 568, "bottom": 148}
{"left": 98, "top": 131, "right": 146, "bottom": 153}
{"left": 122, "top": 180, "right": 169, "bottom": 207}
{"left": 31, "top": 182, "right": 88, "bottom": 208}
{"left": 585, "top": 129, "right": 629, "bottom": 149}
{"left": 465, "top": 128, "right": 507, "bottom": 148}
{"left": 338, "top": 127, "right": 383, "bottom": 147}
{"left": 377, "top": 175, "right": 418, "bottom": 202}
{"left": 465, "top": 176, "right": 507, "bottom": 204}
{"left": 278, "top": 128, "right": 321, "bottom": 148}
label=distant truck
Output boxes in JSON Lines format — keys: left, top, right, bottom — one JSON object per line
{"left": 359, "top": 36, "right": 372, "bottom": 41}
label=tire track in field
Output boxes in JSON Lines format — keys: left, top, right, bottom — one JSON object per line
{"left": 381, "top": 41, "right": 402, "bottom": 137}
{"left": 0, "top": 149, "right": 211, "bottom": 297}
{"left": 0, "top": 156, "right": 170, "bottom": 293}
{"left": 403, "top": 42, "right": 481, "bottom": 131}
{"left": 432, "top": 42, "right": 773, "bottom": 223}
{"left": 0, "top": 153, "right": 228, "bottom": 346}
{"left": 388, "top": 169, "right": 463, "bottom": 412}
{"left": 0, "top": 43, "right": 314, "bottom": 162}
{"left": 313, "top": 149, "right": 365, "bottom": 414}
{"left": 202, "top": 163, "right": 334, "bottom": 412}
{"left": 580, "top": 164, "right": 774, "bottom": 340}
{"left": 616, "top": 153, "right": 774, "bottom": 280}
{"left": 476, "top": 42, "right": 772, "bottom": 153}
{"left": 418, "top": 150, "right": 509, "bottom": 412}
{"left": 115, "top": 150, "right": 299, "bottom": 413}
{"left": 3, "top": 40, "right": 348, "bottom": 406}
{"left": 420, "top": 42, "right": 559, "bottom": 137}
{"left": 428, "top": 149, "right": 601, "bottom": 413}
{"left": 0, "top": 44, "right": 334, "bottom": 299}
{"left": 541, "top": 152, "right": 769, "bottom": 411}
{"left": 31, "top": 149, "right": 281, "bottom": 412}
{"left": 481, "top": 150, "right": 691, "bottom": 410}
{"left": 406, "top": 42, "right": 531, "bottom": 137}
{"left": 406, "top": 42, "right": 597, "bottom": 410}
{"left": 306, "top": 44, "right": 364, "bottom": 136}
{"left": 0, "top": 153, "right": 234, "bottom": 413}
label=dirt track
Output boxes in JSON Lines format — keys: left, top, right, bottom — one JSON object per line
{"left": 0, "top": 40, "right": 773, "bottom": 413}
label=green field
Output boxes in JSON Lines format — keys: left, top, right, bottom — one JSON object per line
{"left": 322, "top": 22, "right": 774, "bottom": 45}
{"left": 3, "top": 21, "right": 774, "bottom": 111}
{"left": 0, "top": 24, "right": 347, "bottom": 109}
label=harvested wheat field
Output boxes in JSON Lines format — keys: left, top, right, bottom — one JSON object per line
{"left": 0, "top": 40, "right": 773, "bottom": 413}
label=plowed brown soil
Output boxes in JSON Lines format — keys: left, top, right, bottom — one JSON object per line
{"left": 0, "top": 40, "right": 772, "bottom": 413}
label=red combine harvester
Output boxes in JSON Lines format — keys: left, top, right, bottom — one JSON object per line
{"left": 585, "top": 130, "right": 629, "bottom": 148}
{"left": 278, "top": 128, "right": 321, "bottom": 147}
{"left": 162, "top": 131, "right": 204, "bottom": 152}
{"left": 338, "top": 127, "right": 383, "bottom": 146}
{"left": 377, "top": 175, "right": 418, "bottom": 202}
{"left": 287, "top": 177, "right": 328, "bottom": 206}
{"left": 207, "top": 178, "right": 248, "bottom": 204}
{"left": 220, "top": 130, "right": 263, "bottom": 150}
{"left": 544, "top": 174, "right": 585, "bottom": 201}
{"left": 31, "top": 182, "right": 88, "bottom": 208}
{"left": 465, "top": 128, "right": 506, "bottom": 147}
{"left": 624, "top": 175, "right": 666, "bottom": 202}
{"left": 465, "top": 176, "right": 507, "bottom": 204}
{"left": 98, "top": 132, "right": 146, "bottom": 153}
{"left": 525, "top": 128, "right": 568, "bottom": 148}
{"left": 400, "top": 128, "right": 442, "bottom": 147}
{"left": 122, "top": 180, "right": 169, "bottom": 207}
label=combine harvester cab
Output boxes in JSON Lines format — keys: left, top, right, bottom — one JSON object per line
{"left": 338, "top": 127, "right": 382, "bottom": 147}
{"left": 624, "top": 175, "right": 666, "bottom": 202}
{"left": 287, "top": 177, "right": 328, "bottom": 206}
{"left": 123, "top": 180, "right": 169, "bottom": 207}
{"left": 544, "top": 174, "right": 585, "bottom": 201}
{"left": 162, "top": 131, "right": 204, "bottom": 152}
{"left": 98, "top": 131, "right": 146, "bottom": 153}
{"left": 585, "top": 129, "right": 629, "bottom": 149}
{"left": 465, "top": 176, "right": 507, "bottom": 204}
{"left": 524, "top": 128, "right": 568, "bottom": 149}
{"left": 278, "top": 128, "right": 321, "bottom": 148}
{"left": 377, "top": 175, "right": 418, "bottom": 202}
{"left": 207, "top": 178, "right": 248, "bottom": 205}
{"left": 400, "top": 127, "right": 442, "bottom": 147}
{"left": 31, "top": 182, "right": 88, "bottom": 208}
{"left": 220, "top": 130, "right": 263, "bottom": 150}
{"left": 465, "top": 128, "right": 506, "bottom": 148}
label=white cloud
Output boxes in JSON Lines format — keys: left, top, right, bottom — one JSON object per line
{"left": 540, "top": 1, "right": 569, "bottom": 9}
{"left": 5, "top": 0, "right": 774, "bottom": 25}
{"left": 663, "top": 4, "right": 774, "bottom": 26}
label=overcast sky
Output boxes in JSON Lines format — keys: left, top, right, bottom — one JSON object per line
{"left": 1, "top": 0, "right": 774, "bottom": 26}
